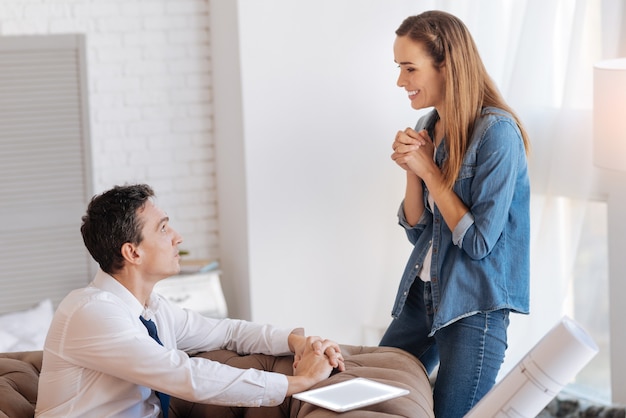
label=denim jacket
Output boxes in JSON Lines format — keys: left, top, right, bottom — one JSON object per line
{"left": 390, "top": 107, "right": 530, "bottom": 336}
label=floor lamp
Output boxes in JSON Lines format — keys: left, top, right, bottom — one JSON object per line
{"left": 593, "top": 57, "right": 626, "bottom": 405}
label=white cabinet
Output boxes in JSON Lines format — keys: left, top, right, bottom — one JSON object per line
{"left": 154, "top": 270, "right": 228, "bottom": 318}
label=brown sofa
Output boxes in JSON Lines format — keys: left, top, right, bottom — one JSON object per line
{"left": 0, "top": 345, "right": 433, "bottom": 418}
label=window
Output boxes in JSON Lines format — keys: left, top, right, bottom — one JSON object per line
{"left": 566, "top": 199, "right": 610, "bottom": 403}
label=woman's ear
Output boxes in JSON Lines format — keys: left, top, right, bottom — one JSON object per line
{"left": 120, "top": 242, "right": 142, "bottom": 265}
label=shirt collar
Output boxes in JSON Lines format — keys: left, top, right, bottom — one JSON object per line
{"left": 91, "top": 269, "right": 161, "bottom": 319}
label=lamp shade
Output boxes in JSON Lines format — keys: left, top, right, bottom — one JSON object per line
{"left": 593, "top": 58, "right": 626, "bottom": 170}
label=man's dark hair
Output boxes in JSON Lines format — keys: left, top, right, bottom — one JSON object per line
{"left": 80, "top": 184, "right": 155, "bottom": 274}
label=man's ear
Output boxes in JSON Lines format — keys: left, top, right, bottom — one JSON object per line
{"left": 120, "top": 242, "right": 142, "bottom": 266}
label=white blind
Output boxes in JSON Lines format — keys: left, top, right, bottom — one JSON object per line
{"left": 0, "top": 34, "right": 93, "bottom": 314}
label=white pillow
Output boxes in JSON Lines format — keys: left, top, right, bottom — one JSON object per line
{"left": 0, "top": 299, "right": 54, "bottom": 352}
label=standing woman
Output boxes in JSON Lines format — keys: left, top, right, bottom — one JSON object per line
{"left": 379, "top": 10, "right": 531, "bottom": 418}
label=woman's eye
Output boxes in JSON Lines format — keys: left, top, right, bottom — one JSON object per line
{"left": 398, "top": 65, "right": 415, "bottom": 73}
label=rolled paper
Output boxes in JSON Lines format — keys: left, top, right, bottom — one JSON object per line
{"left": 465, "top": 316, "right": 599, "bottom": 418}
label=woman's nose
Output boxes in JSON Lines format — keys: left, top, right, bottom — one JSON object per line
{"left": 397, "top": 73, "right": 405, "bottom": 88}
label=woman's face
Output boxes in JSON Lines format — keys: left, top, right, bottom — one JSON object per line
{"left": 393, "top": 36, "right": 445, "bottom": 112}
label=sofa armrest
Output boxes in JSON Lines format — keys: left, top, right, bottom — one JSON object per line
{"left": 0, "top": 351, "right": 43, "bottom": 418}
{"left": 170, "top": 349, "right": 294, "bottom": 418}
{"left": 0, "top": 346, "right": 434, "bottom": 418}
{"left": 172, "top": 345, "right": 434, "bottom": 418}
{"left": 291, "top": 345, "right": 433, "bottom": 418}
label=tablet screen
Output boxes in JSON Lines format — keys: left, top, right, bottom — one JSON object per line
{"left": 293, "top": 378, "right": 410, "bottom": 412}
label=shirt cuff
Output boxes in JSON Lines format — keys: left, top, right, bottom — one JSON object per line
{"left": 397, "top": 201, "right": 429, "bottom": 229}
{"left": 262, "top": 372, "right": 289, "bottom": 406}
{"left": 273, "top": 328, "right": 297, "bottom": 356}
{"left": 453, "top": 211, "right": 474, "bottom": 247}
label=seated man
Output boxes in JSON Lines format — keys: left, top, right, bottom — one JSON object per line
{"left": 35, "top": 184, "right": 344, "bottom": 418}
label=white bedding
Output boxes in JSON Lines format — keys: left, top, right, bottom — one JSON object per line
{"left": 0, "top": 298, "right": 53, "bottom": 352}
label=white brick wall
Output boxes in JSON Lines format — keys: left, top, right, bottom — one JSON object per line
{"left": 0, "top": 0, "right": 218, "bottom": 262}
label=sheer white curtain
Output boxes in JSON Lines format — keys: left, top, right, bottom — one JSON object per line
{"left": 430, "top": 0, "right": 624, "bottom": 403}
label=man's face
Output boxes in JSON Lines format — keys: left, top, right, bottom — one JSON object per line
{"left": 135, "top": 199, "right": 183, "bottom": 281}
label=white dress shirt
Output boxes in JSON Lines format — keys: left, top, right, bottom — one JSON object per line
{"left": 35, "top": 270, "right": 293, "bottom": 417}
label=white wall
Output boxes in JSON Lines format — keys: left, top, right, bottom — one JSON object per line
{"left": 212, "top": 0, "right": 568, "bottom": 347}
{"left": 0, "top": 0, "right": 218, "bottom": 262}
{"left": 0, "top": 0, "right": 420, "bottom": 344}
{"left": 209, "top": 4, "right": 622, "bottom": 388}
{"left": 211, "top": 0, "right": 444, "bottom": 344}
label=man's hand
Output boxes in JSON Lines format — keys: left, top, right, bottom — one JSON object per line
{"left": 289, "top": 334, "right": 345, "bottom": 371}
{"left": 286, "top": 334, "right": 346, "bottom": 395}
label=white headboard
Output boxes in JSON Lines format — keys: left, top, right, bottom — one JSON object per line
{"left": 0, "top": 34, "right": 93, "bottom": 314}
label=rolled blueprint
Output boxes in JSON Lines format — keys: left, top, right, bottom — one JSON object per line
{"left": 464, "top": 316, "right": 599, "bottom": 418}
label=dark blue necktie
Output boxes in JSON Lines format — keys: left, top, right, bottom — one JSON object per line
{"left": 139, "top": 316, "right": 170, "bottom": 418}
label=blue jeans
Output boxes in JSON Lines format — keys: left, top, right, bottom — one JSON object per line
{"left": 380, "top": 280, "right": 509, "bottom": 418}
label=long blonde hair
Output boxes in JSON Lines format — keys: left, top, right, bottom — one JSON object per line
{"left": 396, "top": 10, "right": 530, "bottom": 190}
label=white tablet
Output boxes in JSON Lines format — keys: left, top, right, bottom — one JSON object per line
{"left": 293, "top": 377, "right": 410, "bottom": 412}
